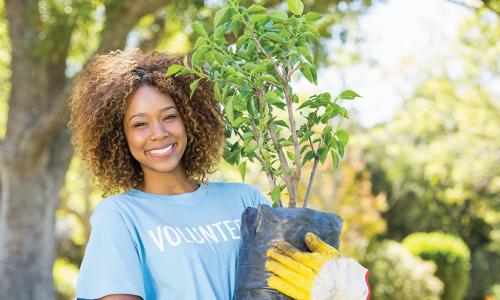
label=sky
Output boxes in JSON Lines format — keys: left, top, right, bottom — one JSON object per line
{"left": 296, "top": 0, "right": 473, "bottom": 127}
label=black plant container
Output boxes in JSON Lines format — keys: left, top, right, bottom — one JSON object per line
{"left": 233, "top": 204, "right": 343, "bottom": 300}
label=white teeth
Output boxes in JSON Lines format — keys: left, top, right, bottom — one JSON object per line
{"left": 149, "top": 144, "right": 174, "bottom": 154}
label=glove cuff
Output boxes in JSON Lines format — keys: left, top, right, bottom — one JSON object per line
{"left": 310, "top": 257, "right": 370, "bottom": 300}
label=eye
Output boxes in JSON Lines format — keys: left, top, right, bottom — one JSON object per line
{"left": 133, "top": 122, "right": 147, "bottom": 128}
{"left": 163, "top": 114, "right": 177, "bottom": 120}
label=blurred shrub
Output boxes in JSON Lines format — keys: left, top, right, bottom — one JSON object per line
{"left": 364, "top": 240, "right": 443, "bottom": 300}
{"left": 402, "top": 232, "right": 471, "bottom": 300}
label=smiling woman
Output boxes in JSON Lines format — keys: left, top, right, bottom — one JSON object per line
{"left": 67, "top": 49, "right": 271, "bottom": 300}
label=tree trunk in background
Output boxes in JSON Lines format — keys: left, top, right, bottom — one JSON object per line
{"left": 0, "top": 0, "right": 169, "bottom": 298}
{"left": 0, "top": 127, "right": 73, "bottom": 299}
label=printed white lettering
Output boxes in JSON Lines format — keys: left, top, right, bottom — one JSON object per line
{"left": 163, "top": 226, "right": 182, "bottom": 246}
{"left": 212, "top": 222, "right": 228, "bottom": 241}
{"left": 176, "top": 227, "right": 194, "bottom": 243}
{"left": 186, "top": 227, "right": 205, "bottom": 244}
{"left": 234, "top": 219, "right": 241, "bottom": 229}
{"left": 198, "top": 225, "right": 219, "bottom": 243}
{"left": 223, "top": 220, "right": 240, "bottom": 239}
{"left": 148, "top": 226, "right": 165, "bottom": 252}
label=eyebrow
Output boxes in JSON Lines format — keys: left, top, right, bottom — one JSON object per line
{"left": 128, "top": 105, "right": 176, "bottom": 122}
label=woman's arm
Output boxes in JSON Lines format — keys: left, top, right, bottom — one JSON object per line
{"left": 99, "top": 294, "right": 142, "bottom": 300}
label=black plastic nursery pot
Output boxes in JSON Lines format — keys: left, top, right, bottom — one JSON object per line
{"left": 233, "top": 204, "right": 343, "bottom": 300}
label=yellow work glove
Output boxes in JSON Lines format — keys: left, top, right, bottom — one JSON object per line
{"left": 265, "top": 232, "right": 370, "bottom": 300}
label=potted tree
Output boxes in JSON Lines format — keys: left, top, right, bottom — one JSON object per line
{"left": 167, "top": 0, "right": 361, "bottom": 298}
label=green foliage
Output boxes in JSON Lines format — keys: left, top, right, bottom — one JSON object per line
{"left": 402, "top": 232, "right": 471, "bottom": 300}
{"left": 53, "top": 258, "right": 78, "bottom": 300}
{"left": 364, "top": 240, "right": 443, "bottom": 300}
{"left": 167, "top": 0, "right": 360, "bottom": 207}
{"left": 469, "top": 246, "right": 500, "bottom": 300}
{"left": 0, "top": 0, "right": 10, "bottom": 139}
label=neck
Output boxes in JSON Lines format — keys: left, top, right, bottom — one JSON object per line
{"left": 138, "top": 167, "right": 200, "bottom": 196}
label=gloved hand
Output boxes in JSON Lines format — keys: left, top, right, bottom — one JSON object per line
{"left": 265, "top": 232, "right": 370, "bottom": 300}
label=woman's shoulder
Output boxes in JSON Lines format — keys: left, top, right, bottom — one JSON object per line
{"left": 92, "top": 191, "right": 134, "bottom": 215}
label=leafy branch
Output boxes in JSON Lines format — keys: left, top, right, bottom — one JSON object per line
{"left": 167, "top": 0, "right": 361, "bottom": 208}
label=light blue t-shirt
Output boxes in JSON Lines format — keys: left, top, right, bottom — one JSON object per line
{"left": 76, "top": 182, "right": 270, "bottom": 300}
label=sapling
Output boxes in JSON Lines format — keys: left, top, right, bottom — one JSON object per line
{"left": 167, "top": 0, "right": 361, "bottom": 209}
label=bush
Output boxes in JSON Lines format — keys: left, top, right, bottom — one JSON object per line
{"left": 364, "top": 240, "right": 443, "bottom": 300}
{"left": 402, "top": 232, "right": 471, "bottom": 300}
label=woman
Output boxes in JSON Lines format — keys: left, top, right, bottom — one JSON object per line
{"left": 69, "top": 48, "right": 369, "bottom": 300}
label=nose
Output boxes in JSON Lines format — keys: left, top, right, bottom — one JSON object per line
{"left": 150, "top": 119, "right": 169, "bottom": 141}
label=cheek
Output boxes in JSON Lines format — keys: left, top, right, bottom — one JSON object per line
{"left": 125, "top": 130, "right": 147, "bottom": 152}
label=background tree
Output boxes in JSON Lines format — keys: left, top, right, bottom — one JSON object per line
{"left": 356, "top": 8, "right": 500, "bottom": 298}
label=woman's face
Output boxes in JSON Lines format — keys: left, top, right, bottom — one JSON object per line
{"left": 123, "top": 85, "right": 187, "bottom": 178}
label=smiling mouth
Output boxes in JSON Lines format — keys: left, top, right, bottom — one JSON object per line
{"left": 147, "top": 143, "right": 176, "bottom": 157}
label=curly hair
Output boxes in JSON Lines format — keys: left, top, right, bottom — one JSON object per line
{"left": 68, "top": 48, "right": 226, "bottom": 196}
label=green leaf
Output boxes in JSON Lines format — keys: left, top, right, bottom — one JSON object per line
{"left": 244, "top": 143, "right": 258, "bottom": 154}
{"left": 273, "top": 119, "right": 289, "bottom": 128}
{"left": 191, "top": 46, "right": 209, "bottom": 63}
{"left": 270, "top": 185, "right": 282, "bottom": 204}
{"left": 269, "top": 11, "right": 288, "bottom": 21}
{"left": 242, "top": 131, "right": 254, "bottom": 143}
{"left": 330, "top": 149, "right": 340, "bottom": 169}
{"left": 287, "top": 0, "right": 304, "bottom": 16}
{"left": 264, "top": 32, "right": 285, "bottom": 42}
{"left": 302, "top": 150, "right": 316, "bottom": 165}
{"left": 265, "top": 90, "right": 280, "bottom": 103}
{"left": 297, "top": 46, "right": 313, "bottom": 64}
{"left": 304, "top": 12, "right": 323, "bottom": 22}
{"left": 250, "top": 63, "right": 268, "bottom": 75}
{"left": 304, "top": 23, "right": 321, "bottom": 40}
{"left": 166, "top": 64, "right": 183, "bottom": 77}
{"left": 261, "top": 74, "right": 280, "bottom": 84}
{"left": 337, "top": 140, "right": 345, "bottom": 157}
{"left": 300, "top": 64, "right": 316, "bottom": 84}
{"left": 189, "top": 78, "right": 201, "bottom": 98}
{"left": 250, "top": 14, "right": 268, "bottom": 23}
{"left": 230, "top": 18, "right": 241, "bottom": 37}
{"left": 236, "top": 35, "right": 249, "bottom": 49}
{"left": 194, "top": 36, "right": 207, "bottom": 49}
{"left": 298, "top": 99, "right": 313, "bottom": 109}
{"left": 248, "top": 4, "right": 267, "bottom": 14}
{"left": 339, "top": 89, "right": 362, "bottom": 100}
{"left": 214, "top": 25, "right": 227, "bottom": 39}
{"left": 286, "top": 151, "right": 295, "bottom": 161}
{"left": 336, "top": 130, "right": 349, "bottom": 146}
{"left": 225, "top": 96, "right": 235, "bottom": 124}
{"left": 318, "top": 147, "right": 328, "bottom": 164}
{"left": 214, "top": 7, "right": 229, "bottom": 28}
{"left": 299, "top": 130, "right": 315, "bottom": 143}
{"left": 214, "top": 81, "right": 222, "bottom": 103}
{"left": 239, "top": 161, "right": 247, "bottom": 182}
{"left": 232, "top": 116, "right": 246, "bottom": 128}
{"left": 281, "top": 140, "right": 295, "bottom": 147}
{"left": 247, "top": 97, "right": 258, "bottom": 117}
{"left": 192, "top": 22, "right": 208, "bottom": 38}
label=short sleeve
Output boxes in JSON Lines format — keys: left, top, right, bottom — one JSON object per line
{"left": 76, "top": 208, "right": 145, "bottom": 300}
